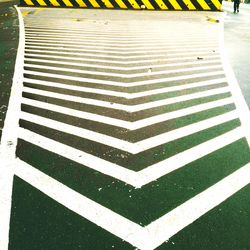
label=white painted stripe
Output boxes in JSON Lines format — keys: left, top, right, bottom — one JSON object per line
{"left": 25, "top": 35, "right": 218, "bottom": 47}
{"left": 25, "top": 31, "right": 217, "bottom": 42}
{"left": 0, "top": 6, "right": 24, "bottom": 250}
{"left": 23, "top": 24, "right": 220, "bottom": 35}
{"left": 22, "top": 97, "right": 234, "bottom": 130}
{"left": 24, "top": 48, "right": 219, "bottom": 59}
{"left": 23, "top": 77, "right": 227, "bottom": 99}
{"left": 138, "top": 126, "right": 245, "bottom": 184}
{"left": 14, "top": 158, "right": 250, "bottom": 249}
{"left": 24, "top": 28, "right": 218, "bottom": 40}
{"left": 24, "top": 52, "right": 220, "bottom": 65}
{"left": 22, "top": 86, "right": 231, "bottom": 112}
{"left": 18, "top": 126, "right": 244, "bottom": 188}
{"left": 25, "top": 44, "right": 217, "bottom": 56}
{"left": 25, "top": 38, "right": 218, "bottom": 49}
{"left": 219, "top": 14, "right": 250, "bottom": 146}
{"left": 24, "top": 57, "right": 221, "bottom": 71}
{"left": 24, "top": 63, "right": 222, "bottom": 79}
{"left": 145, "top": 162, "right": 250, "bottom": 250}
{"left": 20, "top": 112, "right": 140, "bottom": 153}
{"left": 25, "top": 42, "right": 218, "bottom": 53}
{"left": 13, "top": 159, "right": 145, "bottom": 249}
{"left": 20, "top": 109, "right": 238, "bottom": 154}
{"left": 23, "top": 70, "right": 225, "bottom": 87}
{"left": 136, "top": 110, "right": 238, "bottom": 151}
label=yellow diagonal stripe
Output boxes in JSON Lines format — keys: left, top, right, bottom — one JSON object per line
{"left": 49, "top": 0, "right": 60, "bottom": 6}
{"left": 101, "top": 0, "right": 114, "bottom": 8}
{"left": 115, "top": 0, "right": 127, "bottom": 8}
{"left": 88, "top": 0, "right": 100, "bottom": 7}
{"left": 75, "top": 0, "right": 87, "bottom": 6}
{"left": 183, "top": 0, "right": 196, "bottom": 9}
{"left": 210, "top": 0, "right": 221, "bottom": 10}
{"left": 127, "top": 0, "right": 140, "bottom": 8}
{"left": 62, "top": 0, "right": 73, "bottom": 6}
{"left": 141, "top": 0, "right": 154, "bottom": 9}
{"left": 36, "top": 0, "right": 47, "bottom": 5}
{"left": 168, "top": 0, "right": 181, "bottom": 9}
{"left": 24, "top": 0, "right": 34, "bottom": 5}
{"left": 196, "top": 0, "right": 210, "bottom": 9}
{"left": 22, "top": 11, "right": 29, "bottom": 16}
{"left": 155, "top": 0, "right": 168, "bottom": 9}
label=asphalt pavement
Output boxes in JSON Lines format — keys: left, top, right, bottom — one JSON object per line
{"left": 0, "top": 6, "right": 250, "bottom": 250}
{"left": 222, "top": 0, "right": 250, "bottom": 108}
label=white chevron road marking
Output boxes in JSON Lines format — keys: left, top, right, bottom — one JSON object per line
{"left": 25, "top": 48, "right": 219, "bottom": 60}
{"left": 25, "top": 45, "right": 217, "bottom": 56}
{"left": 14, "top": 158, "right": 250, "bottom": 250}
{"left": 24, "top": 31, "right": 218, "bottom": 42}
{"left": 24, "top": 63, "right": 222, "bottom": 78}
{"left": 24, "top": 43, "right": 218, "bottom": 54}
{"left": 20, "top": 110, "right": 239, "bottom": 154}
{"left": 25, "top": 35, "right": 218, "bottom": 46}
{"left": 23, "top": 77, "right": 227, "bottom": 100}
{"left": 18, "top": 126, "right": 244, "bottom": 188}
{"left": 22, "top": 86, "right": 231, "bottom": 112}
{"left": 24, "top": 53, "right": 220, "bottom": 65}
{"left": 25, "top": 39, "right": 218, "bottom": 50}
{"left": 22, "top": 97, "right": 234, "bottom": 130}
{"left": 23, "top": 70, "right": 225, "bottom": 87}
{"left": 24, "top": 57, "right": 220, "bottom": 71}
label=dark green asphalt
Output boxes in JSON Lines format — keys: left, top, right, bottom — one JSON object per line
{"left": 9, "top": 176, "right": 250, "bottom": 250}
{"left": 0, "top": 1, "right": 18, "bottom": 140}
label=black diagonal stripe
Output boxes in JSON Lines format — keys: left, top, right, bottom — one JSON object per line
{"left": 146, "top": 0, "right": 161, "bottom": 9}
{"left": 175, "top": 0, "right": 189, "bottom": 9}
{"left": 204, "top": 0, "right": 219, "bottom": 10}
{"left": 189, "top": 0, "right": 202, "bottom": 10}
{"left": 162, "top": 0, "right": 175, "bottom": 9}
{"left": 120, "top": 0, "right": 134, "bottom": 8}
{"left": 94, "top": 0, "right": 107, "bottom": 8}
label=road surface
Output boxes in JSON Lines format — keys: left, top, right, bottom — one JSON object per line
{"left": 0, "top": 6, "right": 249, "bottom": 250}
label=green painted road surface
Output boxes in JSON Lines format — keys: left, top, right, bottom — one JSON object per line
{"left": 0, "top": 2, "right": 18, "bottom": 139}
{"left": 0, "top": 7, "right": 250, "bottom": 250}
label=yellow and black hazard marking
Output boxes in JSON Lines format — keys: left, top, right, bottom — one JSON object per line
{"left": 19, "top": 0, "right": 222, "bottom": 11}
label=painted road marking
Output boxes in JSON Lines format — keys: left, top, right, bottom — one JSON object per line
{"left": 1, "top": 8, "right": 249, "bottom": 250}
{"left": 13, "top": 159, "right": 250, "bottom": 250}
{"left": 22, "top": 86, "right": 231, "bottom": 111}
{"left": 18, "top": 126, "right": 245, "bottom": 188}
